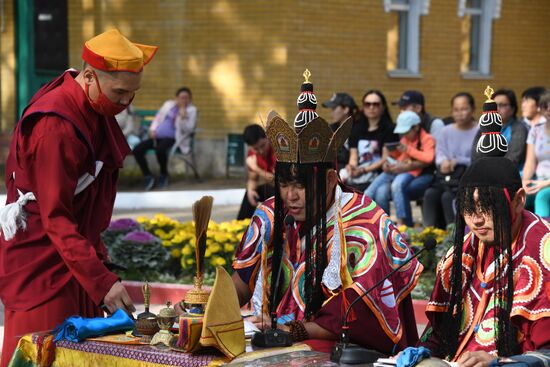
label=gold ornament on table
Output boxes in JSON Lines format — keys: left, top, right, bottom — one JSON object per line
{"left": 134, "top": 282, "right": 159, "bottom": 342}
{"left": 150, "top": 301, "right": 178, "bottom": 347}
{"left": 182, "top": 196, "right": 214, "bottom": 315}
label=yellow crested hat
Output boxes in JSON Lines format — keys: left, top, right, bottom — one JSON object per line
{"left": 82, "top": 29, "right": 157, "bottom": 73}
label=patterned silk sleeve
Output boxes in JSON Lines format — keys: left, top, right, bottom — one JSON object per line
{"left": 334, "top": 200, "right": 423, "bottom": 346}
{"left": 232, "top": 201, "right": 274, "bottom": 291}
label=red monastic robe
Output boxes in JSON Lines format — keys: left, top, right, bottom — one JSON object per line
{"left": 0, "top": 70, "right": 130, "bottom": 366}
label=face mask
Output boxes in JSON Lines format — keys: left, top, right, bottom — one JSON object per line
{"left": 85, "top": 71, "right": 131, "bottom": 116}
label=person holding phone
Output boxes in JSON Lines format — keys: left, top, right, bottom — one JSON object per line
{"left": 384, "top": 142, "right": 401, "bottom": 153}
{"left": 365, "top": 111, "right": 435, "bottom": 226}
{"left": 342, "top": 90, "right": 398, "bottom": 191}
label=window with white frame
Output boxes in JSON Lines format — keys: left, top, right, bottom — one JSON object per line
{"left": 458, "top": 0, "right": 501, "bottom": 76}
{"left": 384, "top": 0, "right": 430, "bottom": 76}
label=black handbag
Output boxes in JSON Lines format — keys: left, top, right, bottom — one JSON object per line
{"left": 434, "top": 164, "right": 467, "bottom": 191}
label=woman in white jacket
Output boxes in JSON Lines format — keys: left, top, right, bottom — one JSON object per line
{"left": 133, "top": 87, "right": 198, "bottom": 190}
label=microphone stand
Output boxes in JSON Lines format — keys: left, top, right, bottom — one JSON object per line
{"left": 331, "top": 238, "right": 436, "bottom": 364}
{"left": 251, "top": 216, "right": 295, "bottom": 348}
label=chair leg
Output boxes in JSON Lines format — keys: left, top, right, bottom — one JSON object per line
{"left": 182, "top": 154, "right": 200, "bottom": 180}
{"left": 190, "top": 153, "right": 200, "bottom": 180}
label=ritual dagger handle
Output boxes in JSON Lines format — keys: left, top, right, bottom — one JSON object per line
{"left": 142, "top": 282, "right": 151, "bottom": 313}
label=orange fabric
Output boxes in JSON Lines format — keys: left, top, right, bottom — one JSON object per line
{"left": 82, "top": 29, "right": 157, "bottom": 73}
{"left": 392, "top": 129, "right": 435, "bottom": 176}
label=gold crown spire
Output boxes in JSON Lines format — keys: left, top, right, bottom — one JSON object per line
{"left": 303, "top": 69, "right": 311, "bottom": 83}
{"left": 484, "top": 85, "right": 494, "bottom": 102}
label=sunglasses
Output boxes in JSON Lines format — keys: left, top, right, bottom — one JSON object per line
{"left": 363, "top": 102, "right": 381, "bottom": 108}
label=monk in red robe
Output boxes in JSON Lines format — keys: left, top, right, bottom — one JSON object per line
{"left": 0, "top": 29, "right": 157, "bottom": 366}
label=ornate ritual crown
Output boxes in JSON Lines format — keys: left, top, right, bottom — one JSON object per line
{"left": 475, "top": 85, "right": 508, "bottom": 156}
{"left": 265, "top": 69, "right": 353, "bottom": 164}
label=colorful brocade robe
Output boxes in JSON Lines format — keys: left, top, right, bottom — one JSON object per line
{"left": 422, "top": 210, "right": 550, "bottom": 359}
{"left": 233, "top": 185, "right": 423, "bottom": 346}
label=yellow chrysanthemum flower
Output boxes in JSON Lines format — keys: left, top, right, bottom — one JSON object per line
{"left": 182, "top": 245, "right": 193, "bottom": 256}
{"left": 210, "top": 256, "right": 226, "bottom": 267}
{"left": 136, "top": 216, "right": 148, "bottom": 224}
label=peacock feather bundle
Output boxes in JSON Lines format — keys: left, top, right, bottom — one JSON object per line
{"left": 182, "top": 196, "right": 213, "bottom": 312}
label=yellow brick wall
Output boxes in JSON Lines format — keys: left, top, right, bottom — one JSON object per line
{"left": 3, "top": 0, "right": 550, "bottom": 138}
{"left": 1, "top": 0, "right": 16, "bottom": 132}
{"left": 288, "top": 0, "right": 550, "bottom": 123}
{"left": 66, "top": 0, "right": 291, "bottom": 139}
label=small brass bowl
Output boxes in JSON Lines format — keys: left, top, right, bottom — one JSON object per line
{"left": 135, "top": 317, "right": 160, "bottom": 336}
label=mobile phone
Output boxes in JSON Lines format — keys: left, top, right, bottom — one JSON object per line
{"left": 385, "top": 142, "right": 400, "bottom": 151}
{"left": 386, "top": 157, "right": 397, "bottom": 165}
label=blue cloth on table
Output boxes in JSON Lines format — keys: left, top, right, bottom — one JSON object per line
{"left": 397, "top": 347, "right": 432, "bottom": 367}
{"left": 53, "top": 308, "right": 135, "bottom": 342}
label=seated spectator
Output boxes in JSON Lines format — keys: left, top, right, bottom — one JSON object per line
{"left": 237, "top": 124, "right": 276, "bottom": 220}
{"left": 522, "top": 92, "right": 550, "bottom": 217}
{"left": 133, "top": 87, "right": 197, "bottom": 190}
{"left": 423, "top": 92, "right": 478, "bottom": 229}
{"left": 115, "top": 104, "right": 141, "bottom": 149}
{"left": 521, "top": 86, "right": 547, "bottom": 128}
{"left": 393, "top": 90, "right": 445, "bottom": 139}
{"left": 341, "top": 90, "right": 398, "bottom": 191}
{"left": 471, "top": 88, "right": 528, "bottom": 169}
{"left": 321, "top": 92, "right": 357, "bottom": 167}
{"left": 366, "top": 111, "right": 435, "bottom": 226}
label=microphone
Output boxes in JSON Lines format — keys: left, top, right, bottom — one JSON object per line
{"left": 251, "top": 215, "right": 295, "bottom": 348}
{"left": 330, "top": 237, "right": 437, "bottom": 365}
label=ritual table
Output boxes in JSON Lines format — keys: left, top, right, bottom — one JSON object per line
{"left": 8, "top": 334, "right": 360, "bottom": 367}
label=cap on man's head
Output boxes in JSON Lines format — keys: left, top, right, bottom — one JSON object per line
{"left": 394, "top": 111, "right": 421, "bottom": 134}
{"left": 393, "top": 90, "right": 425, "bottom": 107}
{"left": 82, "top": 29, "right": 157, "bottom": 73}
{"left": 322, "top": 93, "right": 357, "bottom": 110}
